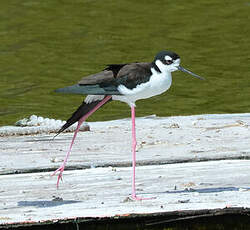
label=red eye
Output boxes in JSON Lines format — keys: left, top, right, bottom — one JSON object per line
{"left": 165, "top": 60, "right": 173, "bottom": 65}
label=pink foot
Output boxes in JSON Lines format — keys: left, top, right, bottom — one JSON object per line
{"left": 51, "top": 164, "right": 65, "bottom": 188}
{"left": 131, "top": 194, "right": 156, "bottom": 200}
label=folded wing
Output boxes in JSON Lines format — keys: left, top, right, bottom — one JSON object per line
{"left": 55, "top": 62, "right": 152, "bottom": 95}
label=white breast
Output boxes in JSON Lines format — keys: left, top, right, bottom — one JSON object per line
{"left": 113, "top": 68, "right": 172, "bottom": 107}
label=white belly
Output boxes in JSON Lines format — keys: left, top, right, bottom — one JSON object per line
{"left": 113, "top": 71, "right": 172, "bottom": 106}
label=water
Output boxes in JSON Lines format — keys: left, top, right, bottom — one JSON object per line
{"left": 0, "top": 0, "right": 249, "bottom": 126}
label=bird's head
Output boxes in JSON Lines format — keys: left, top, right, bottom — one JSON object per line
{"left": 153, "top": 51, "right": 204, "bottom": 80}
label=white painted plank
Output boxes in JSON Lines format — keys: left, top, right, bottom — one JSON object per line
{"left": 0, "top": 114, "right": 249, "bottom": 173}
{"left": 0, "top": 160, "right": 250, "bottom": 224}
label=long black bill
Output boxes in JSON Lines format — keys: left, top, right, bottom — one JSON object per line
{"left": 177, "top": 66, "right": 205, "bottom": 80}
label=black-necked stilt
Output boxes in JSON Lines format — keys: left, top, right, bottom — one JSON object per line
{"left": 53, "top": 50, "right": 204, "bottom": 200}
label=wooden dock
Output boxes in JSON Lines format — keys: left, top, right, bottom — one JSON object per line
{"left": 0, "top": 114, "right": 250, "bottom": 229}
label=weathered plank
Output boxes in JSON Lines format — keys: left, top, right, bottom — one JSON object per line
{"left": 0, "top": 114, "right": 249, "bottom": 174}
{"left": 0, "top": 114, "right": 250, "bottom": 226}
{"left": 0, "top": 160, "right": 250, "bottom": 224}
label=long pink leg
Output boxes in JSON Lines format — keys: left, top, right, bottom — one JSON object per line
{"left": 131, "top": 106, "right": 154, "bottom": 200}
{"left": 131, "top": 106, "right": 138, "bottom": 199}
{"left": 52, "top": 95, "right": 112, "bottom": 188}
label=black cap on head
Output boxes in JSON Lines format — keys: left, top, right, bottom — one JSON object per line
{"left": 152, "top": 50, "right": 205, "bottom": 80}
{"left": 152, "top": 50, "right": 180, "bottom": 73}
{"left": 154, "top": 51, "right": 180, "bottom": 63}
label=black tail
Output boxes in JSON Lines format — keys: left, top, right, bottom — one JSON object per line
{"left": 55, "top": 96, "right": 111, "bottom": 137}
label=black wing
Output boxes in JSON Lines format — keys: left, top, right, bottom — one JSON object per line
{"left": 55, "top": 84, "right": 120, "bottom": 95}
{"left": 115, "top": 62, "right": 153, "bottom": 90}
{"left": 56, "top": 64, "right": 126, "bottom": 95}
{"left": 96, "top": 62, "right": 153, "bottom": 90}
{"left": 55, "top": 62, "right": 152, "bottom": 95}
{"left": 56, "top": 70, "right": 120, "bottom": 95}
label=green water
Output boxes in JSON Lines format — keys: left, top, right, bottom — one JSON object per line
{"left": 0, "top": 0, "right": 249, "bottom": 126}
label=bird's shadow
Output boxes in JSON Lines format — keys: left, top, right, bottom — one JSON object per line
{"left": 18, "top": 200, "right": 81, "bottom": 208}
{"left": 142, "top": 186, "right": 249, "bottom": 195}
{"left": 166, "top": 186, "right": 240, "bottom": 194}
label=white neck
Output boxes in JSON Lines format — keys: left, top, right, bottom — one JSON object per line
{"left": 155, "top": 60, "right": 168, "bottom": 74}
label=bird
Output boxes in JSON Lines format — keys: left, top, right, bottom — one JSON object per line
{"left": 52, "top": 50, "right": 204, "bottom": 200}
